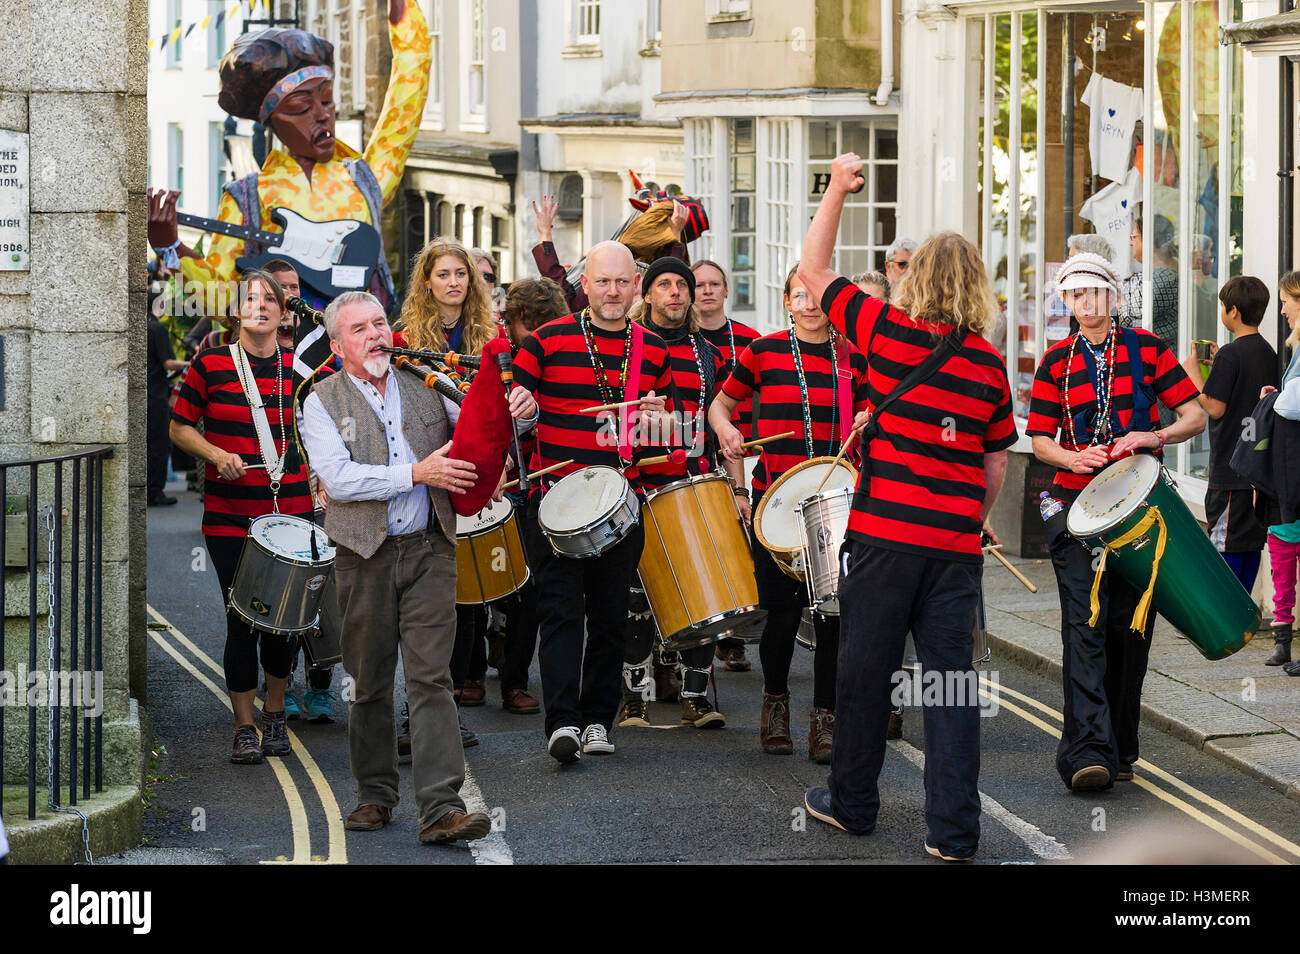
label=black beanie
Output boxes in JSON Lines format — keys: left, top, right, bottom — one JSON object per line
{"left": 641, "top": 257, "right": 695, "bottom": 302}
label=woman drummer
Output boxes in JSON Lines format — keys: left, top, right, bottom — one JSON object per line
{"left": 708, "top": 263, "right": 870, "bottom": 762}
{"left": 170, "top": 269, "right": 313, "bottom": 765}
{"left": 1026, "top": 253, "right": 1202, "bottom": 791}
{"left": 395, "top": 238, "right": 517, "bottom": 736}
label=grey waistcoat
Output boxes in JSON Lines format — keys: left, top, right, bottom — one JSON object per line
{"left": 312, "top": 369, "right": 456, "bottom": 558}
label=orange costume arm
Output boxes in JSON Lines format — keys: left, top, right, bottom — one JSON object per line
{"left": 364, "top": 0, "right": 432, "bottom": 208}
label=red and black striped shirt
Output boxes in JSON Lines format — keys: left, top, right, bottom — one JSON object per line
{"left": 1027, "top": 327, "right": 1198, "bottom": 501}
{"left": 823, "top": 278, "right": 1018, "bottom": 562}
{"left": 721, "top": 328, "right": 871, "bottom": 493}
{"left": 512, "top": 313, "right": 674, "bottom": 492}
{"left": 171, "top": 344, "right": 312, "bottom": 538}
{"left": 637, "top": 329, "right": 727, "bottom": 489}
{"left": 700, "top": 317, "right": 761, "bottom": 441}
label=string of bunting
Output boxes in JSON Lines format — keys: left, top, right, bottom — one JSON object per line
{"left": 148, "top": 1, "right": 279, "bottom": 53}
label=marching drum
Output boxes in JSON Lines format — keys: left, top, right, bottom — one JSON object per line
{"left": 795, "top": 608, "right": 817, "bottom": 651}
{"left": 229, "top": 514, "right": 335, "bottom": 636}
{"left": 538, "top": 466, "right": 640, "bottom": 558}
{"left": 303, "top": 569, "right": 344, "bottom": 669}
{"left": 637, "top": 473, "right": 766, "bottom": 651}
{"left": 455, "top": 497, "right": 530, "bottom": 604}
{"left": 1067, "top": 454, "right": 1259, "bottom": 660}
{"left": 798, "top": 488, "right": 852, "bottom": 614}
{"left": 754, "top": 456, "right": 858, "bottom": 581}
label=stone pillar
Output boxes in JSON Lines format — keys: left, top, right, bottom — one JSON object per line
{"left": 0, "top": 0, "right": 147, "bottom": 832}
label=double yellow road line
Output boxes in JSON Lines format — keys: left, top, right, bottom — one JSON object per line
{"left": 146, "top": 604, "right": 348, "bottom": 865}
{"left": 980, "top": 675, "right": 1300, "bottom": 865}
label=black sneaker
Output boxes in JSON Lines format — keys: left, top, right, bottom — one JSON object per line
{"left": 260, "top": 709, "right": 290, "bottom": 757}
{"left": 231, "top": 724, "right": 263, "bottom": 764}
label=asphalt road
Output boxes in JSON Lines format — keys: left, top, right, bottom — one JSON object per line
{"left": 133, "top": 485, "right": 1300, "bottom": 866}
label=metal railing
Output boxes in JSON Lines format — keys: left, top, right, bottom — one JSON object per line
{"left": 0, "top": 445, "right": 113, "bottom": 822}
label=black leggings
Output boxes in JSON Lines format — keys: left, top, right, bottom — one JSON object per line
{"left": 749, "top": 519, "right": 839, "bottom": 710}
{"left": 205, "top": 534, "right": 297, "bottom": 694}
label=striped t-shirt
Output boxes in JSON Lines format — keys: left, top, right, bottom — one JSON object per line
{"left": 700, "top": 317, "right": 761, "bottom": 440}
{"left": 1027, "top": 327, "right": 1198, "bottom": 501}
{"left": 512, "top": 312, "right": 674, "bottom": 492}
{"left": 637, "top": 329, "right": 727, "bottom": 489}
{"left": 172, "top": 344, "right": 313, "bottom": 537}
{"left": 720, "top": 328, "right": 871, "bottom": 493}
{"left": 822, "top": 278, "right": 1018, "bottom": 562}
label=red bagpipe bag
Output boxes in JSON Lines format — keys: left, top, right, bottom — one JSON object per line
{"left": 448, "top": 335, "right": 514, "bottom": 516}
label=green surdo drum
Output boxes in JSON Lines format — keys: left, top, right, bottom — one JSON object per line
{"left": 1066, "top": 454, "right": 1259, "bottom": 661}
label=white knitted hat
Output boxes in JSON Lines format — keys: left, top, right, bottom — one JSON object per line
{"left": 1056, "top": 252, "right": 1121, "bottom": 295}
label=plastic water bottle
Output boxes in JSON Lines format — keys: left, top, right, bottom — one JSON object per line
{"left": 1039, "top": 491, "right": 1064, "bottom": 522}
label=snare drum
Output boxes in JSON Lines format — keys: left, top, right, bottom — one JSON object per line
{"left": 637, "top": 473, "right": 766, "bottom": 651}
{"left": 302, "top": 569, "right": 343, "bottom": 669}
{"left": 229, "top": 514, "right": 335, "bottom": 636}
{"left": 455, "top": 497, "right": 530, "bottom": 604}
{"left": 538, "top": 466, "right": 640, "bottom": 558}
{"left": 754, "top": 457, "right": 858, "bottom": 581}
{"left": 795, "top": 608, "right": 816, "bottom": 651}
{"left": 798, "top": 488, "right": 852, "bottom": 615}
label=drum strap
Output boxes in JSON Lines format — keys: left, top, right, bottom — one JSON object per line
{"left": 620, "top": 322, "right": 646, "bottom": 463}
{"left": 1087, "top": 506, "right": 1167, "bottom": 634}
{"left": 1121, "top": 326, "right": 1155, "bottom": 433}
{"left": 230, "top": 343, "right": 287, "bottom": 507}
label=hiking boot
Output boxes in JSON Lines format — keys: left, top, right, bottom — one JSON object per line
{"left": 760, "top": 691, "right": 793, "bottom": 755}
{"left": 260, "top": 708, "right": 290, "bottom": 757}
{"left": 1266, "top": 624, "right": 1292, "bottom": 666}
{"left": 681, "top": 695, "right": 726, "bottom": 729}
{"left": 230, "top": 724, "right": 263, "bottom": 764}
{"left": 618, "top": 697, "right": 652, "bottom": 727}
{"left": 809, "top": 707, "right": 834, "bottom": 764}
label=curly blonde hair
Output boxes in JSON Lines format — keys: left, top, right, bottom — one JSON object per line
{"left": 1280, "top": 270, "right": 1300, "bottom": 350}
{"left": 399, "top": 237, "right": 496, "bottom": 355}
{"left": 892, "top": 232, "right": 997, "bottom": 338}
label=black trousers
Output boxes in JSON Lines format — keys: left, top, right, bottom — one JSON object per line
{"left": 496, "top": 578, "right": 538, "bottom": 693}
{"left": 205, "top": 534, "right": 296, "bottom": 694}
{"left": 451, "top": 605, "right": 487, "bottom": 690}
{"left": 147, "top": 392, "right": 171, "bottom": 501}
{"left": 524, "top": 492, "right": 644, "bottom": 737}
{"left": 750, "top": 515, "right": 838, "bottom": 710}
{"left": 622, "top": 588, "right": 714, "bottom": 680}
{"left": 830, "top": 540, "right": 982, "bottom": 856}
{"left": 1046, "top": 510, "right": 1154, "bottom": 787}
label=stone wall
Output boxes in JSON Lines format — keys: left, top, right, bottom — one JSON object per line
{"left": 0, "top": 0, "right": 146, "bottom": 798}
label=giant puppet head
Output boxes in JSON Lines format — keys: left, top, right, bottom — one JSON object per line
{"left": 217, "top": 29, "right": 337, "bottom": 165}
{"left": 615, "top": 169, "right": 710, "bottom": 264}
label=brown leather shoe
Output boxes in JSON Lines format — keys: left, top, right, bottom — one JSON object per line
{"left": 419, "top": 809, "right": 492, "bottom": 844}
{"left": 1070, "top": 765, "right": 1112, "bottom": 791}
{"left": 760, "top": 691, "right": 793, "bottom": 755}
{"left": 345, "top": 801, "right": 395, "bottom": 831}
{"left": 502, "top": 688, "right": 540, "bottom": 714}
{"left": 809, "top": 707, "right": 834, "bottom": 764}
{"left": 461, "top": 678, "right": 486, "bottom": 707}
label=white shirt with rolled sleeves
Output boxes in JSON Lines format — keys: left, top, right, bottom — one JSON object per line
{"left": 300, "top": 368, "right": 445, "bottom": 537}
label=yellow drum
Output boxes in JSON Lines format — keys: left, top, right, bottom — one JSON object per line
{"left": 754, "top": 456, "right": 859, "bottom": 581}
{"left": 455, "top": 497, "right": 530, "bottom": 605}
{"left": 638, "top": 473, "right": 766, "bottom": 650}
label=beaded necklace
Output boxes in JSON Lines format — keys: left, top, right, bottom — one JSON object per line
{"left": 723, "top": 317, "right": 737, "bottom": 371}
{"left": 578, "top": 307, "right": 634, "bottom": 407}
{"left": 789, "top": 317, "right": 839, "bottom": 459}
{"left": 1062, "top": 325, "right": 1117, "bottom": 449}
{"left": 684, "top": 332, "right": 708, "bottom": 451}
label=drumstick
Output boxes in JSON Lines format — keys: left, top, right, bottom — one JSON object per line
{"left": 984, "top": 546, "right": 1038, "bottom": 593}
{"left": 579, "top": 398, "right": 649, "bottom": 414}
{"left": 502, "top": 459, "right": 575, "bottom": 491}
{"left": 813, "top": 431, "right": 858, "bottom": 495}
{"left": 638, "top": 431, "right": 798, "bottom": 468}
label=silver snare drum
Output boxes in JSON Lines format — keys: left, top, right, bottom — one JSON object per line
{"left": 538, "top": 466, "right": 641, "bottom": 558}
{"left": 229, "top": 514, "right": 335, "bottom": 636}
{"left": 302, "top": 568, "right": 343, "bottom": 669}
{"left": 797, "top": 488, "right": 852, "bottom": 615}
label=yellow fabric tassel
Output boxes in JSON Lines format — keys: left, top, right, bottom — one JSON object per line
{"left": 1087, "top": 546, "right": 1108, "bottom": 627}
{"left": 1088, "top": 507, "right": 1168, "bottom": 635}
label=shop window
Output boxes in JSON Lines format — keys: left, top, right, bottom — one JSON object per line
{"left": 685, "top": 119, "right": 716, "bottom": 263}
{"left": 422, "top": 0, "right": 444, "bottom": 128}
{"left": 808, "top": 120, "right": 898, "bottom": 284}
{"left": 763, "top": 119, "right": 795, "bottom": 323}
{"left": 730, "top": 118, "right": 757, "bottom": 311}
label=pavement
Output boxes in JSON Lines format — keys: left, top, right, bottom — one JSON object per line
{"left": 981, "top": 551, "right": 1300, "bottom": 803}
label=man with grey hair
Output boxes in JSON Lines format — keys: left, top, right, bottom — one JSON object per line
{"left": 300, "top": 290, "right": 492, "bottom": 845}
{"left": 884, "top": 236, "right": 917, "bottom": 296}
{"left": 1067, "top": 234, "right": 1114, "bottom": 261}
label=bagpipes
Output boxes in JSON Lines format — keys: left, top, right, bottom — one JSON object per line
{"left": 563, "top": 169, "right": 711, "bottom": 289}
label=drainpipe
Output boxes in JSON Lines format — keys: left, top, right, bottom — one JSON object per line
{"left": 875, "top": 0, "right": 895, "bottom": 106}
{"left": 1280, "top": 2, "right": 1295, "bottom": 379}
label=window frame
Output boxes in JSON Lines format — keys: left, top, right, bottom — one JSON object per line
{"left": 460, "top": 0, "right": 488, "bottom": 131}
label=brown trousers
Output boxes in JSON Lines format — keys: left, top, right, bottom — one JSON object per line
{"left": 334, "top": 529, "right": 466, "bottom": 829}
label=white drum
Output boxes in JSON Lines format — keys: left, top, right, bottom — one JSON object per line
{"left": 538, "top": 466, "right": 641, "bottom": 558}
{"left": 798, "top": 488, "right": 852, "bottom": 614}
{"left": 754, "top": 457, "right": 858, "bottom": 580}
{"left": 229, "top": 514, "right": 335, "bottom": 636}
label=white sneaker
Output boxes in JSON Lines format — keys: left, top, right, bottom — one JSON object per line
{"left": 547, "top": 726, "right": 582, "bottom": 764}
{"left": 581, "top": 723, "right": 615, "bottom": 755}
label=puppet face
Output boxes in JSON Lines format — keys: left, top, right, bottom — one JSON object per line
{"left": 269, "top": 76, "right": 337, "bottom": 165}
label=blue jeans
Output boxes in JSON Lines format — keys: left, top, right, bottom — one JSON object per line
{"left": 829, "top": 540, "right": 982, "bottom": 858}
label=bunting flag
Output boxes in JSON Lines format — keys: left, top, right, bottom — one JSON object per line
{"left": 154, "top": 2, "right": 248, "bottom": 53}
